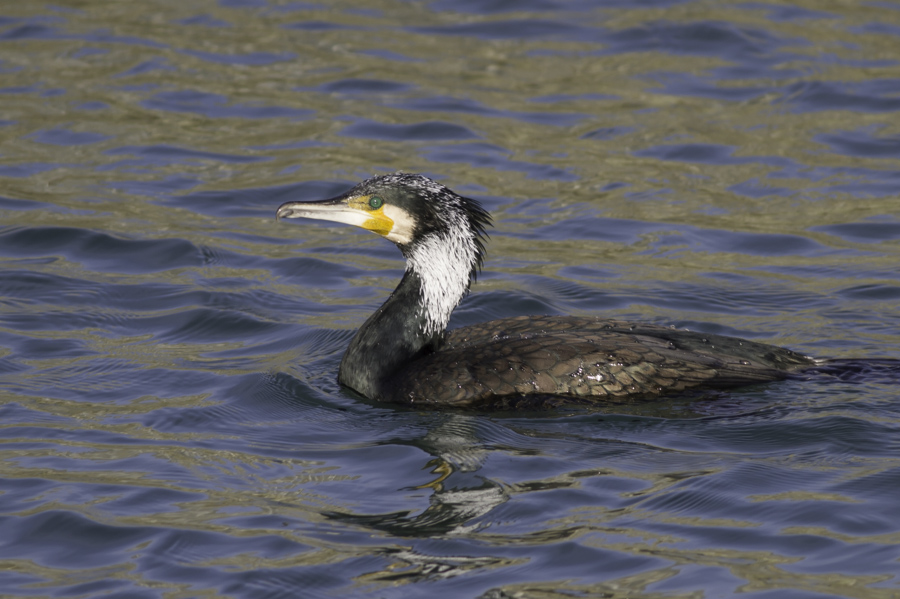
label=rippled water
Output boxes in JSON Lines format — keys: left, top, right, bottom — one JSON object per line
{"left": 2, "top": 1, "right": 900, "bottom": 597}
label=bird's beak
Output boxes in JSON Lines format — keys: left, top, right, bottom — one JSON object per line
{"left": 276, "top": 194, "right": 393, "bottom": 237}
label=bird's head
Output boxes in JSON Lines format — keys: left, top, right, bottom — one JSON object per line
{"left": 276, "top": 172, "right": 492, "bottom": 279}
{"left": 277, "top": 173, "right": 493, "bottom": 336}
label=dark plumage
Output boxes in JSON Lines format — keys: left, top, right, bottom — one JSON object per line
{"left": 276, "top": 173, "right": 815, "bottom": 408}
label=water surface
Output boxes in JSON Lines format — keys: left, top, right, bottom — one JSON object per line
{"left": 2, "top": 1, "right": 900, "bottom": 597}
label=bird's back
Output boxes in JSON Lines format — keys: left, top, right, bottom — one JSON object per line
{"left": 382, "top": 316, "right": 815, "bottom": 408}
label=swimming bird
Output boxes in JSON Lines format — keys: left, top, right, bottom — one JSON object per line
{"left": 276, "top": 173, "right": 815, "bottom": 408}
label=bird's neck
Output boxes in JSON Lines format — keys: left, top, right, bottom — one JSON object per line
{"left": 338, "top": 237, "right": 475, "bottom": 400}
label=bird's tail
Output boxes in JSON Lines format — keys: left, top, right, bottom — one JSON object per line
{"left": 799, "top": 358, "right": 900, "bottom": 384}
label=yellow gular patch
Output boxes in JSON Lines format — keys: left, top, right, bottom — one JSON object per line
{"left": 349, "top": 195, "right": 394, "bottom": 237}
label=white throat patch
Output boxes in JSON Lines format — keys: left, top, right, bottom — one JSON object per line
{"left": 406, "top": 228, "right": 478, "bottom": 337}
{"left": 383, "top": 204, "right": 416, "bottom": 246}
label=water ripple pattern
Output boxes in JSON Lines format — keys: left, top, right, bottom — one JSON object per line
{"left": 1, "top": 1, "right": 899, "bottom": 598}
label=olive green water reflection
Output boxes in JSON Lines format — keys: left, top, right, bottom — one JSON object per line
{"left": 1, "top": 0, "right": 900, "bottom": 597}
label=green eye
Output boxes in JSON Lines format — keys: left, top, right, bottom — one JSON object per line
{"left": 369, "top": 196, "right": 384, "bottom": 209}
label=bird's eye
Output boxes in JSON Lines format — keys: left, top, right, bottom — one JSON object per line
{"left": 369, "top": 196, "right": 384, "bottom": 209}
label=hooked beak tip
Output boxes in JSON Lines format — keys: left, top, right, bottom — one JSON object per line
{"left": 275, "top": 204, "right": 293, "bottom": 220}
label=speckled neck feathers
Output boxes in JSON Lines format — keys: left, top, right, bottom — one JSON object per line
{"left": 397, "top": 179, "right": 489, "bottom": 336}
{"left": 337, "top": 173, "right": 491, "bottom": 399}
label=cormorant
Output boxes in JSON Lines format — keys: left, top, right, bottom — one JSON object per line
{"left": 276, "top": 173, "right": 815, "bottom": 408}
